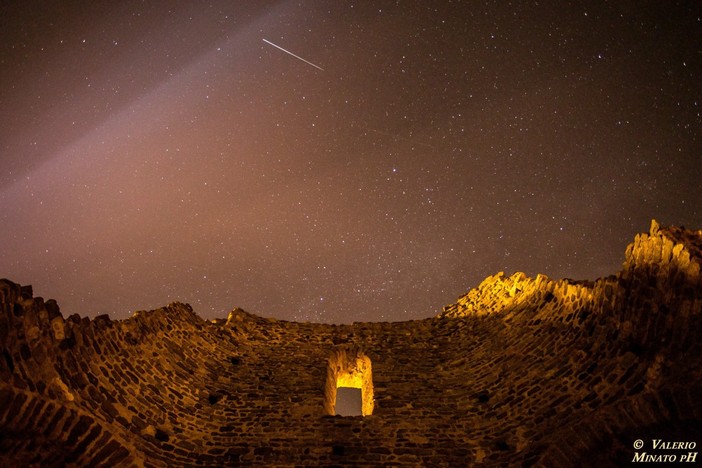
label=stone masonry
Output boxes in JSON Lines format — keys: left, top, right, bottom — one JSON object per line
{"left": 1, "top": 220, "right": 701, "bottom": 466}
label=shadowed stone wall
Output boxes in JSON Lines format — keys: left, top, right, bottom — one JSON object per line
{"left": 1, "top": 220, "right": 701, "bottom": 466}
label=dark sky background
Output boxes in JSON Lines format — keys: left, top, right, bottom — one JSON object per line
{"left": 1, "top": 1, "right": 700, "bottom": 323}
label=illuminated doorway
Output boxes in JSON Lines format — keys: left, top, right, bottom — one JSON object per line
{"left": 324, "top": 348, "right": 373, "bottom": 416}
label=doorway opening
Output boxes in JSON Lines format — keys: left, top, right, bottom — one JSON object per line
{"left": 335, "top": 387, "right": 362, "bottom": 416}
{"left": 324, "top": 348, "right": 373, "bottom": 416}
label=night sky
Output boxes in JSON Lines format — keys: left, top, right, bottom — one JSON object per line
{"left": 1, "top": 1, "right": 700, "bottom": 323}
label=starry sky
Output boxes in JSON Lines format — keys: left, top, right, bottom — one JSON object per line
{"left": 1, "top": 1, "right": 700, "bottom": 323}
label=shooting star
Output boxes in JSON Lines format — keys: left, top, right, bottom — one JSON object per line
{"left": 262, "top": 39, "right": 324, "bottom": 71}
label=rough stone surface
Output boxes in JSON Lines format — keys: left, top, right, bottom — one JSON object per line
{"left": 1, "top": 220, "right": 701, "bottom": 466}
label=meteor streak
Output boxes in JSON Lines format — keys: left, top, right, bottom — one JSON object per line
{"left": 262, "top": 38, "right": 324, "bottom": 71}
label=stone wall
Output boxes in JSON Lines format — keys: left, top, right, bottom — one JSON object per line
{"left": 1, "top": 220, "right": 701, "bottom": 466}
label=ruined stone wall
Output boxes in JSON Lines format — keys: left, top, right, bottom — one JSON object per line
{"left": 1, "top": 221, "right": 701, "bottom": 466}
